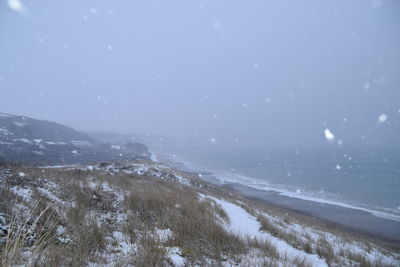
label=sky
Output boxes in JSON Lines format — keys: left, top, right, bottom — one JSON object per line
{"left": 1, "top": 0, "right": 399, "bottom": 150}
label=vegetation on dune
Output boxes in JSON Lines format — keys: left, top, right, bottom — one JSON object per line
{"left": 0, "top": 162, "right": 399, "bottom": 267}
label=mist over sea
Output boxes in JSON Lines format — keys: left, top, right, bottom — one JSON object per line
{"left": 167, "top": 146, "right": 400, "bottom": 221}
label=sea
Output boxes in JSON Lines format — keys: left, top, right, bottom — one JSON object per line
{"left": 155, "top": 145, "right": 400, "bottom": 222}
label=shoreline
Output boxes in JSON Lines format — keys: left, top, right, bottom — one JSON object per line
{"left": 223, "top": 182, "right": 400, "bottom": 246}
{"left": 154, "top": 154, "right": 400, "bottom": 246}
{"left": 193, "top": 171, "right": 400, "bottom": 245}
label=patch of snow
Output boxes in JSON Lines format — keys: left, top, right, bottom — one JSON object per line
{"left": 0, "top": 141, "right": 12, "bottom": 145}
{"left": 56, "top": 225, "right": 66, "bottom": 235}
{"left": 13, "top": 122, "right": 26, "bottom": 127}
{"left": 88, "top": 181, "right": 98, "bottom": 189}
{"left": 154, "top": 228, "right": 173, "bottom": 243}
{"left": 202, "top": 195, "right": 327, "bottom": 267}
{"left": 14, "top": 138, "right": 32, "bottom": 144}
{"left": 71, "top": 140, "right": 92, "bottom": 146}
{"left": 0, "top": 213, "right": 6, "bottom": 225}
{"left": 167, "top": 247, "right": 185, "bottom": 266}
{"left": 101, "top": 182, "right": 112, "bottom": 192}
{"left": 11, "top": 186, "right": 32, "bottom": 201}
{"left": 37, "top": 188, "right": 65, "bottom": 205}
{"left": 111, "top": 231, "right": 133, "bottom": 254}
{"left": 70, "top": 150, "right": 79, "bottom": 155}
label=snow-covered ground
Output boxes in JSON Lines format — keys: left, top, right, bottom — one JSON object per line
{"left": 200, "top": 194, "right": 327, "bottom": 266}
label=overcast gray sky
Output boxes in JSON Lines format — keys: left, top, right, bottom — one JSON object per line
{"left": 1, "top": 0, "right": 399, "bottom": 149}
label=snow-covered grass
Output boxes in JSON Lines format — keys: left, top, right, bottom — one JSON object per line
{"left": 199, "top": 194, "right": 327, "bottom": 266}
{"left": 0, "top": 162, "right": 399, "bottom": 267}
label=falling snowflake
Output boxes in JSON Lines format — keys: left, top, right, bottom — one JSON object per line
{"left": 265, "top": 98, "right": 271, "bottom": 104}
{"left": 242, "top": 102, "right": 248, "bottom": 108}
{"left": 210, "top": 138, "right": 217, "bottom": 144}
{"left": 336, "top": 164, "right": 342, "bottom": 170}
{"left": 107, "top": 45, "right": 113, "bottom": 50}
{"left": 18, "top": 172, "right": 26, "bottom": 177}
{"left": 324, "top": 129, "right": 335, "bottom": 142}
{"left": 212, "top": 17, "right": 222, "bottom": 31}
{"left": 7, "top": 0, "right": 27, "bottom": 14}
{"left": 364, "top": 83, "right": 370, "bottom": 90}
{"left": 254, "top": 63, "right": 259, "bottom": 69}
{"left": 377, "top": 114, "right": 388, "bottom": 124}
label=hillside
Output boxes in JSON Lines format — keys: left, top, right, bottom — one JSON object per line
{"left": 0, "top": 161, "right": 399, "bottom": 266}
{"left": 0, "top": 113, "right": 149, "bottom": 165}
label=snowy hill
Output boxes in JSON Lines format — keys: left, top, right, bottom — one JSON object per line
{"left": 0, "top": 161, "right": 399, "bottom": 266}
{"left": 0, "top": 112, "right": 149, "bottom": 165}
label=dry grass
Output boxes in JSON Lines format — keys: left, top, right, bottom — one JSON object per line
{"left": 246, "top": 237, "right": 279, "bottom": 259}
{"left": 1, "top": 163, "right": 399, "bottom": 267}
{"left": 315, "top": 235, "right": 335, "bottom": 265}
{"left": 123, "top": 178, "right": 247, "bottom": 263}
{"left": 0, "top": 203, "right": 58, "bottom": 267}
{"left": 134, "top": 234, "right": 168, "bottom": 267}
